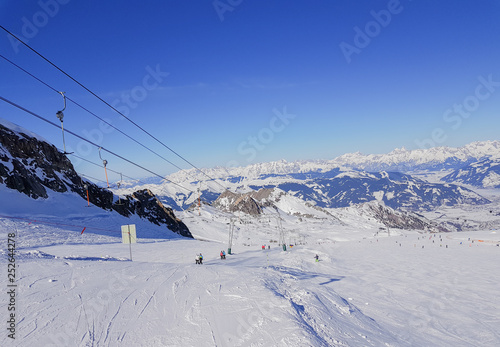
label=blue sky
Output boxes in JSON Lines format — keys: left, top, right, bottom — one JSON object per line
{"left": 1, "top": 0, "right": 500, "bottom": 180}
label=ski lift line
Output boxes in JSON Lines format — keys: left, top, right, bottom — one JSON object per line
{"left": 73, "top": 154, "right": 190, "bottom": 202}
{"left": 77, "top": 172, "right": 108, "bottom": 185}
{"left": 72, "top": 154, "right": 141, "bottom": 185}
{"left": 0, "top": 26, "right": 227, "bottom": 192}
{"left": 72, "top": 153, "right": 181, "bottom": 191}
{"left": 0, "top": 96, "right": 194, "bottom": 194}
{"left": 0, "top": 53, "right": 200, "bottom": 181}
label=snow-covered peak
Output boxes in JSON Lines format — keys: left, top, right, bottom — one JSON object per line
{"left": 166, "top": 159, "right": 340, "bottom": 183}
{"left": 166, "top": 140, "right": 500, "bottom": 185}
{"left": 330, "top": 141, "right": 500, "bottom": 171}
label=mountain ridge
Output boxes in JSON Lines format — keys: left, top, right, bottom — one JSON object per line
{"left": 166, "top": 140, "right": 500, "bottom": 182}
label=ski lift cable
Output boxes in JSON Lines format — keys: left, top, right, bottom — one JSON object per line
{"left": 71, "top": 153, "right": 188, "bottom": 193}
{"left": 0, "top": 26, "right": 227, "bottom": 192}
{"left": 77, "top": 172, "right": 107, "bottom": 185}
{"left": 71, "top": 154, "right": 137, "bottom": 182}
{"left": 0, "top": 95, "right": 195, "bottom": 194}
{"left": 0, "top": 53, "right": 204, "bottom": 184}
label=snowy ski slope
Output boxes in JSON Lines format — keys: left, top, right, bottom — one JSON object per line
{"left": 1, "top": 202, "right": 499, "bottom": 347}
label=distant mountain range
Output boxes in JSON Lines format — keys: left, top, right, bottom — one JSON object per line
{"left": 2, "top": 116, "right": 498, "bottom": 227}
{"left": 211, "top": 187, "right": 453, "bottom": 233}
{"left": 167, "top": 140, "right": 500, "bottom": 182}
{"left": 148, "top": 141, "right": 499, "bottom": 212}
{"left": 244, "top": 170, "right": 489, "bottom": 211}
{"left": 442, "top": 158, "right": 500, "bottom": 188}
{"left": 330, "top": 141, "right": 500, "bottom": 172}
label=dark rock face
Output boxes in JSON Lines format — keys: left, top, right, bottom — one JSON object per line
{"left": 0, "top": 122, "right": 192, "bottom": 238}
{"left": 0, "top": 123, "right": 77, "bottom": 198}
{"left": 128, "top": 189, "right": 192, "bottom": 238}
{"left": 362, "top": 202, "right": 450, "bottom": 232}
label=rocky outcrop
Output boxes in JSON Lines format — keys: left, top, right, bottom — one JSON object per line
{"left": 0, "top": 123, "right": 79, "bottom": 198}
{"left": 128, "top": 189, "right": 191, "bottom": 238}
{"left": 359, "top": 201, "right": 450, "bottom": 232}
{"left": 212, "top": 190, "right": 262, "bottom": 215}
{"left": 0, "top": 121, "right": 192, "bottom": 238}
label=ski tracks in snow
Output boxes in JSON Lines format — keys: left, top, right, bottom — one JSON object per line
{"left": 263, "top": 265, "right": 401, "bottom": 347}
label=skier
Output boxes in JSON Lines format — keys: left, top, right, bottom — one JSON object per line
{"left": 314, "top": 254, "right": 319, "bottom": 262}
{"left": 198, "top": 253, "right": 203, "bottom": 265}
{"left": 222, "top": 250, "right": 226, "bottom": 259}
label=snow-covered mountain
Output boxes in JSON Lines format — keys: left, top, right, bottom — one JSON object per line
{"left": 165, "top": 140, "right": 500, "bottom": 182}
{"left": 211, "top": 187, "right": 454, "bottom": 232}
{"left": 331, "top": 141, "right": 500, "bottom": 172}
{"left": 146, "top": 141, "right": 499, "bottom": 212}
{"left": 442, "top": 158, "right": 500, "bottom": 188}
{"left": 245, "top": 171, "right": 490, "bottom": 211}
{"left": 129, "top": 167, "right": 490, "bottom": 214}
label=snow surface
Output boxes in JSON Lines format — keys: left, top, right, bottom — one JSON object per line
{"left": 1, "top": 195, "right": 500, "bottom": 346}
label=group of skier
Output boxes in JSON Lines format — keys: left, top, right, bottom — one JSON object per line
{"left": 195, "top": 253, "right": 203, "bottom": 264}
{"left": 195, "top": 250, "right": 319, "bottom": 264}
{"left": 195, "top": 250, "right": 227, "bottom": 264}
